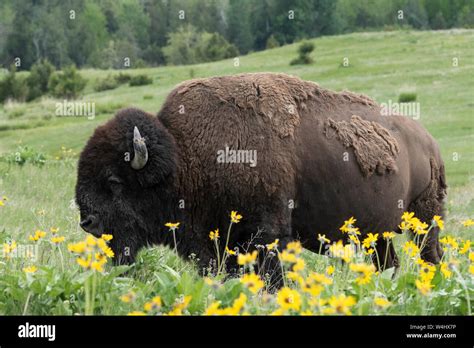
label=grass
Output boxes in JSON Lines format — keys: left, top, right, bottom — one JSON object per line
{"left": 0, "top": 29, "right": 473, "bottom": 315}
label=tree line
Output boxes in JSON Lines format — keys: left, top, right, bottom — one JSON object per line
{"left": 0, "top": 0, "right": 473, "bottom": 70}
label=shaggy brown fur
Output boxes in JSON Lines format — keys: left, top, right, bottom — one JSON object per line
{"left": 324, "top": 115, "right": 400, "bottom": 176}
{"left": 76, "top": 73, "right": 447, "bottom": 286}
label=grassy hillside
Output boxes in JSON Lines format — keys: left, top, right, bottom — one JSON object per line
{"left": 1, "top": 29, "right": 473, "bottom": 186}
{"left": 0, "top": 30, "right": 473, "bottom": 316}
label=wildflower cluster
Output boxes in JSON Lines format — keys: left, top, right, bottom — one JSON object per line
{"left": 67, "top": 234, "right": 114, "bottom": 272}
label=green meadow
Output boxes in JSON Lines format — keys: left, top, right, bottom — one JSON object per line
{"left": 0, "top": 30, "right": 473, "bottom": 315}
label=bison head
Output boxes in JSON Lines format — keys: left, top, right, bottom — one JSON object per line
{"left": 75, "top": 108, "right": 177, "bottom": 264}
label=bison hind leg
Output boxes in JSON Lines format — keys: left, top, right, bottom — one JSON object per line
{"left": 407, "top": 158, "right": 447, "bottom": 264}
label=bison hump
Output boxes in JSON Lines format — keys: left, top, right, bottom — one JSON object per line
{"left": 324, "top": 115, "right": 400, "bottom": 177}
{"left": 175, "top": 73, "right": 319, "bottom": 138}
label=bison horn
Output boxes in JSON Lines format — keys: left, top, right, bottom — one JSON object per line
{"left": 131, "top": 126, "right": 148, "bottom": 170}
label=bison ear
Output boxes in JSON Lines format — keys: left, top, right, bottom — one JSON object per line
{"left": 131, "top": 126, "right": 148, "bottom": 170}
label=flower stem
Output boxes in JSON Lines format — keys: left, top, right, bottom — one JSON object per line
{"left": 172, "top": 229, "right": 177, "bottom": 254}
{"left": 22, "top": 291, "right": 32, "bottom": 315}
{"left": 214, "top": 239, "right": 221, "bottom": 275}
{"left": 84, "top": 275, "right": 91, "bottom": 315}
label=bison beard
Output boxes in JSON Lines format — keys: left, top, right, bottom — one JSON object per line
{"left": 76, "top": 73, "right": 446, "bottom": 289}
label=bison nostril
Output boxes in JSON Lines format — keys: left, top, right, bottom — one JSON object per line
{"left": 80, "top": 215, "right": 97, "bottom": 229}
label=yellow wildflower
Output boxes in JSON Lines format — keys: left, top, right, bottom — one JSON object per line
{"left": 301, "top": 281, "right": 323, "bottom": 297}
{"left": 326, "top": 294, "right": 356, "bottom": 315}
{"left": 416, "top": 279, "right": 433, "bottom": 296}
{"left": 23, "top": 266, "right": 38, "bottom": 273}
{"left": 101, "top": 234, "right": 113, "bottom": 241}
{"left": 419, "top": 263, "right": 436, "bottom": 283}
{"left": 209, "top": 229, "right": 220, "bottom": 241}
{"left": 329, "top": 241, "right": 354, "bottom": 262}
{"left": 433, "top": 215, "right": 444, "bottom": 230}
{"left": 287, "top": 271, "right": 304, "bottom": 284}
{"left": 402, "top": 240, "right": 420, "bottom": 257}
{"left": 204, "top": 301, "right": 223, "bottom": 315}
{"left": 3, "top": 241, "right": 17, "bottom": 255}
{"left": 349, "top": 234, "right": 360, "bottom": 245}
{"left": 364, "top": 248, "right": 375, "bottom": 255}
{"left": 462, "top": 219, "right": 474, "bottom": 227}
{"left": 382, "top": 231, "right": 396, "bottom": 240}
{"left": 120, "top": 291, "right": 136, "bottom": 303}
{"left": 318, "top": 234, "right": 330, "bottom": 244}
{"left": 411, "top": 218, "right": 429, "bottom": 235}
{"left": 340, "top": 217, "right": 356, "bottom": 232}
{"left": 144, "top": 296, "right": 162, "bottom": 312}
{"left": 240, "top": 273, "right": 264, "bottom": 294}
{"left": 128, "top": 311, "right": 146, "bottom": 316}
{"left": 307, "top": 272, "right": 333, "bottom": 286}
{"left": 229, "top": 293, "right": 247, "bottom": 314}
{"left": 86, "top": 235, "right": 97, "bottom": 247}
{"left": 67, "top": 241, "right": 87, "bottom": 254}
{"left": 237, "top": 250, "right": 258, "bottom": 266}
{"left": 362, "top": 233, "right": 379, "bottom": 249}
{"left": 230, "top": 211, "right": 242, "bottom": 223}
{"left": 266, "top": 239, "right": 279, "bottom": 251}
{"left": 77, "top": 255, "right": 92, "bottom": 269}
{"left": 91, "top": 259, "right": 106, "bottom": 272}
{"left": 50, "top": 227, "right": 59, "bottom": 234}
{"left": 226, "top": 246, "right": 236, "bottom": 255}
{"left": 374, "top": 297, "right": 391, "bottom": 308}
{"left": 168, "top": 295, "right": 192, "bottom": 316}
{"left": 28, "top": 230, "right": 46, "bottom": 242}
{"left": 309, "top": 297, "right": 327, "bottom": 308}
{"left": 292, "top": 258, "right": 305, "bottom": 272}
{"left": 401, "top": 212, "right": 415, "bottom": 222}
{"left": 439, "top": 236, "right": 459, "bottom": 250}
{"left": 349, "top": 263, "right": 376, "bottom": 285}
{"left": 278, "top": 250, "right": 297, "bottom": 264}
{"left": 440, "top": 262, "right": 452, "bottom": 279}
{"left": 398, "top": 221, "right": 411, "bottom": 230}
{"left": 326, "top": 265, "right": 335, "bottom": 276}
{"left": 165, "top": 222, "right": 180, "bottom": 229}
{"left": 51, "top": 236, "right": 65, "bottom": 244}
{"left": 286, "top": 241, "right": 302, "bottom": 254}
{"left": 277, "top": 287, "right": 301, "bottom": 311}
{"left": 459, "top": 240, "right": 471, "bottom": 254}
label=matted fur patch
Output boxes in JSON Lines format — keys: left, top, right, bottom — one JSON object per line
{"left": 324, "top": 115, "right": 400, "bottom": 176}
{"left": 176, "top": 73, "right": 320, "bottom": 138}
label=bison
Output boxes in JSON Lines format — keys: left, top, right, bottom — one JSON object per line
{"left": 76, "top": 73, "right": 446, "bottom": 286}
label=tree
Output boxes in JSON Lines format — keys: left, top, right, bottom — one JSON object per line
{"left": 26, "top": 59, "right": 55, "bottom": 101}
{"left": 48, "top": 65, "right": 87, "bottom": 99}
{"left": 226, "top": 0, "right": 253, "bottom": 54}
{"left": 0, "top": 65, "right": 29, "bottom": 102}
{"left": 196, "top": 32, "right": 239, "bottom": 62}
{"left": 163, "top": 25, "right": 238, "bottom": 65}
{"left": 68, "top": 1, "right": 108, "bottom": 67}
